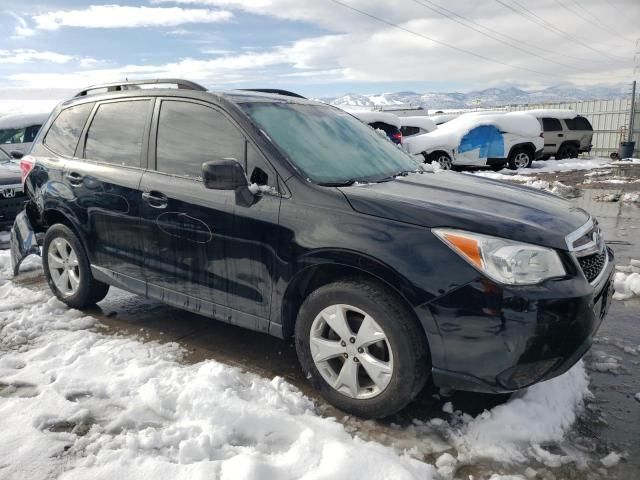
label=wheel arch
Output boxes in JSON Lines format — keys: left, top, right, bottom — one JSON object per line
{"left": 508, "top": 142, "right": 536, "bottom": 158}
{"left": 42, "top": 208, "right": 90, "bottom": 256}
{"left": 278, "top": 256, "right": 430, "bottom": 348}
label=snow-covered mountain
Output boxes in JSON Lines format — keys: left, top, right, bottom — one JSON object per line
{"left": 321, "top": 84, "right": 628, "bottom": 110}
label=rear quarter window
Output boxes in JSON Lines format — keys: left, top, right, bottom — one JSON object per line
{"left": 44, "top": 103, "right": 94, "bottom": 156}
{"left": 564, "top": 116, "right": 593, "bottom": 131}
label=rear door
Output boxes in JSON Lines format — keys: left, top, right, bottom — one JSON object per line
{"left": 541, "top": 117, "right": 563, "bottom": 155}
{"left": 67, "top": 98, "right": 153, "bottom": 278}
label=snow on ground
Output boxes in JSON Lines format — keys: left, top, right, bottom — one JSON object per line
{"left": 0, "top": 249, "right": 598, "bottom": 479}
{"left": 613, "top": 260, "right": 640, "bottom": 300}
{"left": 472, "top": 157, "right": 612, "bottom": 180}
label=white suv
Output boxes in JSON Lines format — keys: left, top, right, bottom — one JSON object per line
{"left": 404, "top": 112, "right": 543, "bottom": 170}
{"left": 524, "top": 109, "right": 593, "bottom": 159}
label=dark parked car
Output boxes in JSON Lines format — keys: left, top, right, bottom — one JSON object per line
{"left": 11, "top": 79, "right": 614, "bottom": 418}
{"left": 0, "top": 149, "right": 25, "bottom": 228}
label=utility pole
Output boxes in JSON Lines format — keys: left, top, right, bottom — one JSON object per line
{"left": 628, "top": 79, "right": 636, "bottom": 143}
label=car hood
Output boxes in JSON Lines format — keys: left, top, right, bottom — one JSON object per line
{"left": 0, "top": 161, "right": 21, "bottom": 186}
{"left": 339, "top": 171, "right": 589, "bottom": 250}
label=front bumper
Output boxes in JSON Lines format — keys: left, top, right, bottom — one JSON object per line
{"left": 425, "top": 247, "right": 614, "bottom": 393}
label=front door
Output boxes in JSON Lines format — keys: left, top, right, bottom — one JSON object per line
{"left": 140, "top": 99, "right": 244, "bottom": 316}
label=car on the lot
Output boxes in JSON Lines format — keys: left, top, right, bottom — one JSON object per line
{"left": 404, "top": 112, "right": 544, "bottom": 170}
{"left": 11, "top": 79, "right": 614, "bottom": 418}
{"left": 342, "top": 109, "right": 403, "bottom": 144}
{"left": 399, "top": 116, "right": 437, "bottom": 138}
{"left": 523, "top": 109, "right": 593, "bottom": 159}
{"left": 0, "top": 112, "right": 50, "bottom": 157}
{"left": 0, "top": 149, "right": 25, "bottom": 228}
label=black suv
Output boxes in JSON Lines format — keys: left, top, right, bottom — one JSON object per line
{"left": 11, "top": 79, "right": 614, "bottom": 418}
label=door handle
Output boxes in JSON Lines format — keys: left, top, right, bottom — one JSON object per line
{"left": 558, "top": 133, "right": 564, "bottom": 137}
{"left": 66, "top": 172, "right": 83, "bottom": 186}
{"left": 142, "top": 191, "right": 168, "bottom": 208}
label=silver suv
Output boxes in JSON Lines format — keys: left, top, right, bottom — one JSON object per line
{"left": 536, "top": 114, "right": 593, "bottom": 159}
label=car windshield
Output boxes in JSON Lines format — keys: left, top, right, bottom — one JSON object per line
{"left": 239, "top": 102, "right": 420, "bottom": 185}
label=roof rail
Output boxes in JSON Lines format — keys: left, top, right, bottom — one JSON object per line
{"left": 74, "top": 79, "right": 207, "bottom": 98}
{"left": 238, "top": 88, "right": 307, "bottom": 99}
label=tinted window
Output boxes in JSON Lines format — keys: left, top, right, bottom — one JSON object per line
{"left": 45, "top": 103, "right": 93, "bottom": 156}
{"left": 0, "top": 128, "right": 25, "bottom": 144}
{"left": 85, "top": 100, "right": 149, "bottom": 167}
{"left": 369, "top": 121, "right": 399, "bottom": 136}
{"left": 564, "top": 116, "right": 592, "bottom": 131}
{"left": 401, "top": 126, "right": 420, "bottom": 137}
{"left": 239, "top": 103, "right": 418, "bottom": 184}
{"left": 24, "top": 125, "right": 41, "bottom": 143}
{"left": 156, "top": 101, "right": 245, "bottom": 178}
{"left": 541, "top": 118, "right": 562, "bottom": 132}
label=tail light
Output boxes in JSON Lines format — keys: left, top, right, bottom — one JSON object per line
{"left": 20, "top": 155, "right": 35, "bottom": 185}
{"left": 391, "top": 132, "right": 403, "bottom": 144}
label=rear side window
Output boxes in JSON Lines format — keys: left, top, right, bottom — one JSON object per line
{"left": 45, "top": 103, "right": 94, "bottom": 156}
{"left": 369, "top": 122, "right": 398, "bottom": 136}
{"left": 85, "top": 100, "right": 150, "bottom": 167}
{"left": 564, "top": 116, "right": 592, "bottom": 131}
{"left": 156, "top": 100, "right": 244, "bottom": 178}
{"left": 541, "top": 118, "right": 562, "bottom": 132}
{"left": 400, "top": 126, "right": 420, "bottom": 137}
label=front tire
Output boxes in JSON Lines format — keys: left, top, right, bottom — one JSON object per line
{"left": 508, "top": 147, "right": 533, "bottom": 169}
{"left": 428, "top": 151, "right": 453, "bottom": 170}
{"left": 43, "top": 224, "right": 110, "bottom": 309}
{"left": 295, "top": 278, "right": 429, "bottom": 418}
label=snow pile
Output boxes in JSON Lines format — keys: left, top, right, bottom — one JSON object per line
{"left": 0, "top": 279, "right": 434, "bottom": 479}
{"left": 399, "top": 116, "right": 437, "bottom": 133}
{"left": 514, "top": 109, "right": 577, "bottom": 120}
{"left": 404, "top": 112, "right": 540, "bottom": 155}
{"left": 613, "top": 260, "right": 640, "bottom": 300}
{"left": 341, "top": 109, "right": 402, "bottom": 128}
{"left": 600, "top": 452, "right": 621, "bottom": 468}
{"left": 0, "top": 111, "right": 50, "bottom": 130}
{"left": 588, "top": 351, "right": 624, "bottom": 375}
{"left": 450, "top": 362, "right": 590, "bottom": 465}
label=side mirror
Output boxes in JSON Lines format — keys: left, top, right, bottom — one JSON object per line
{"left": 202, "top": 159, "right": 248, "bottom": 190}
{"left": 10, "top": 151, "right": 24, "bottom": 160}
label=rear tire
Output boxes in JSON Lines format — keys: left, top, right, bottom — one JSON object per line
{"left": 43, "top": 224, "right": 110, "bottom": 309}
{"left": 295, "top": 278, "right": 430, "bottom": 418}
{"left": 556, "top": 145, "right": 578, "bottom": 159}
{"left": 508, "top": 147, "right": 533, "bottom": 169}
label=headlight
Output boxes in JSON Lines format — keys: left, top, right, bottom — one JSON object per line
{"left": 433, "top": 228, "right": 566, "bottom": 285}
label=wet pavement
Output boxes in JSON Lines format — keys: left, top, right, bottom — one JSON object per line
{"left": 4, "top": 163, "right": 640, "bottom": 479}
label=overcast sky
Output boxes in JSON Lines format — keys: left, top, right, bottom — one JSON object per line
{"left": 1, "top": 0, "right": 638, "bottom": 103}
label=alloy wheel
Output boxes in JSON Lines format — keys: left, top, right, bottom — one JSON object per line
{"left": 436, "top": 155, "right": 452, "bottom": 170}
{"left": 309, "top": 304, "right": 394, "bottom": 399}
{"left": 47, "top": 237, "right": 81, "bottom": 297}
{"left": 514, "top": 152, "right": 530, "bottom": 168}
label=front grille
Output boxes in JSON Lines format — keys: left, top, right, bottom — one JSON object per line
{"left": 578, "top": 251, "right": 606, "bottom": 283}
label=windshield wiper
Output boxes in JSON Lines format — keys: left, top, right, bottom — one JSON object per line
{"left": 375, "top": 169, "right": 417, "bottom": 183}
{"left": 317, "top": 179, "right": 357, "bottom": 187}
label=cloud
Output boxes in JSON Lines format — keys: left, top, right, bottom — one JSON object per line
{"left": 6, "top": 12, "right": 36, "bottom": 38}
{"left": 0, "top": 49, "right": 75, "bottom": 64}
{"left": 31, "top": 5, "right": 233, "bottom": 30}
